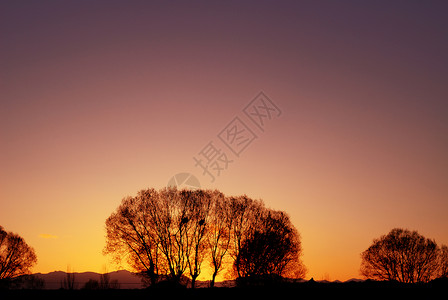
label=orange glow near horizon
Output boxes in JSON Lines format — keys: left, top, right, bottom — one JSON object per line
{"left": 1, "top": 1, "right": 448, "bottom": 282}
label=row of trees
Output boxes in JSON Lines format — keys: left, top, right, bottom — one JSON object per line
{"left": 104, "top": 188, "right": 306, "bottom": 287}
{"left": 1, "top": 187, "right": 448, "bottom": 287}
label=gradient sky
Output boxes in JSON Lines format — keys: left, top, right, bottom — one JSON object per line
{"left": 1, "top": 1, "right": 447, "bottom": 281}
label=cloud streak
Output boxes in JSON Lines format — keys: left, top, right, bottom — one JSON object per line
{"left": 39, "top": 233, "right": 58, "bottom": 239}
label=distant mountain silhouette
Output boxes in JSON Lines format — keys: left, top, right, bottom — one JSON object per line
{"left": 344, "top": 278, "right": 364, "bottom": 283}
{"left": 31, "top": 270, "right": 144, "bottom": 289}
{"left": 15, "top": 271, "right": 368, "bottom": 290}
{"left": 26, "top": 271, "right": 241, "bottom": 289}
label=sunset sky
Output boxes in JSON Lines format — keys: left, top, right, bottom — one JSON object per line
{"left": 1, "top": 1, "right": 447, "bottom": 281}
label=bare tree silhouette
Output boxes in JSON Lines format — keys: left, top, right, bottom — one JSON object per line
{"left": 155, "top": 188, "right": 194, "bottom": 285}
{"left": 207, "top": 192, "right": 232, "bottom": 287}
{"left": 228, "top": 195, "right": 263, "bottom": 279}
{"left": 0, "top": 226, "right": 37, "bottom": 280}
{"left": 104, "top": 189, "right": 161, "bottom": 286}
{"left": 361, "top": 228, "right": 440, "bottom": 283}
{"left": 182, "top": 190, "right": 212, "bottom": 288}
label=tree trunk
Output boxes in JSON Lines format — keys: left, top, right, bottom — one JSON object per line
{"left": 191, "top": 274, "right": 198, "bottom": 289}
{"left": 148, "top": 264, "right": 158, "bottom": 286}
{"left": 210, "top": 271, "right": 217, "bottom": 288}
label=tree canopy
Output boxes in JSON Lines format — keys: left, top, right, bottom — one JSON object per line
{"left": 0, "top": 226, "right": 37, "bottom": 280}
{"left": 360, "top": 228, "right": 446, "bottom": 283}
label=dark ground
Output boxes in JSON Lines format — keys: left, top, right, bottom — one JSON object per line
{"left": 1, "top": 279, "right": 447, "bottom": 299}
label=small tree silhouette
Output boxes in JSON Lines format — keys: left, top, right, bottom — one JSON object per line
{"left": 61, "top": 265, "right": 76, "bottom": 289}
{"left": 83, "top": 279, "right": 99, "bottom": 290}
{"left": 99, "top": 268, "right": 120, "bottom": 289}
